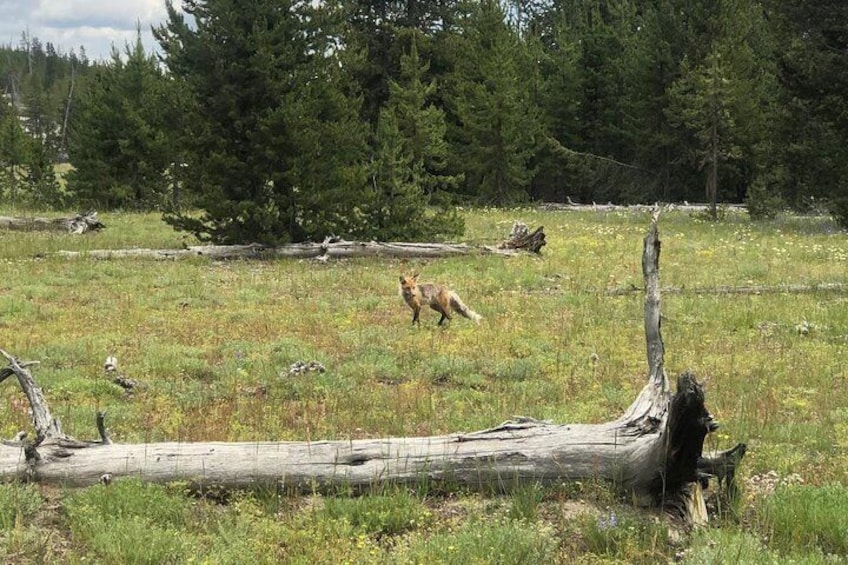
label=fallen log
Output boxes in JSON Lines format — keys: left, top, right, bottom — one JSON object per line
{"left": 1, "top": 215, "right": 744, "bottom": 523}
{"left": 604, "top": 281, "right": 846, "bottom": 297}
{"left": 538, "top": 200, "right": 747, "bottom": 214}
{"left": 0, "top": 211, "right": 105, "bottom": 234}
{"left": 54, "top": 239, "right": 538, "bottom": 260}
{"left": 54, "top": 241, "right": 478, "bottom": 260}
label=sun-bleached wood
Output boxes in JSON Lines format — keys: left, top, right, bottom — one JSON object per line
{"left": 53, "top": 239, "right": 542, "bottom": 260}
{"left": 0, "top": 211, "right": 104, "bottom": 234}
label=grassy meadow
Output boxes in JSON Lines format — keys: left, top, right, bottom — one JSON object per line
{"left": 1, "top": 206, "right": 847, "bottom": 563}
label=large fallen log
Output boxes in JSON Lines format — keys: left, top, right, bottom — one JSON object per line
{"left": 1, "top": 215, "right": 744, "bottom": 523}
{"left": 604, "top": 281, "right": 846, "bottom": 297}
{"left": 54, "top": 239, "right": 538, "bottom": 260}
{"left": 0, "top": 211, "right": 105, "bottom": 234}
{"left": 55, "top": 241, "right": 476, "bottom": 260}
{"left": 538, "top": 200, "right": 747, "bottom": 214}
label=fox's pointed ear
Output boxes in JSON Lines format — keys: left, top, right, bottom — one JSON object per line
{"left": 412, "top": 272, "right": 420, "bottom": 280}
{"left": 399, "top": 275, "right": 405, "bottom": 284}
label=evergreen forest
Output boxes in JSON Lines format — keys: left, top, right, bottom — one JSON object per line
{"left": 1, "top": 0, "right": 846, "bottom": 242}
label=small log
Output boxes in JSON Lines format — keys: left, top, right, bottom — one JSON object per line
{"left": 103, "top": 356, "right": 139, "bottom": 392}
{"left": 0, "top": 211, "right": 105, "bottom": 234}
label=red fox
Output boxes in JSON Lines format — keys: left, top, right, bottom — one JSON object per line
{"left": 399, "top": 273, "right": 482, "bottom": 326}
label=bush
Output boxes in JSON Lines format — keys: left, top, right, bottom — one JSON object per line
{"left": 746, "top": 176, "right": 785, "bottom": 220}
{"left": 828, "top": 194, "right": 848, "bottom": 231}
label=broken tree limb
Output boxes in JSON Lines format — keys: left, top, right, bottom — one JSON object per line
{"left": 538, "top": 200, "right": 747, "bottom": 214}
{"left": 699, "top": 443, "right": 747, "bottom": 492}
{"left": 0, "top": 216, "right": 743, "bottom": 523}
{"left": 0, "top": 211, "right": 105, "bottom": 234}
{"left": 0, "top": 350, "right": 62, "bottom": 442}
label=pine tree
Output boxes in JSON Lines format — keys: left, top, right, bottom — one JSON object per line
{"left": 24, "top": 133, "right": 62, "bottom": 208}
{"left": 156, "top": 0, "right": 372, "bottom": 244}
{"left": 664, "top": 0, "right": 776, "bottom": 218}
{"left": 531, "top": 0, "right": 650, "bottom": 204}
{"left": 67, "top": 32, "right": 178, "bottom": 209}
{"left": 770, "top": 0, "right": 848, "bottom": 225}
{"left": 344, "top": 0, "right": 461, "bottom": 126}
{"left": 0, "top": 99, "right": 29, "bottom": 202}
{"left": 446, "top": 0, "right": 544, "bottom": 205}
{"left": 370, "top": 36, "right": 463, "bottom": 240}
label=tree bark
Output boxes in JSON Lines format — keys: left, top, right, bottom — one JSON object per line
{"left": 1, "top": 215, "right": 744, "bottom": 522}
{"left": 0, "top": 211, "right": 104, "bottom": 234}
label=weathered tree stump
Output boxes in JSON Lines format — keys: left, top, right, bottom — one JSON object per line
{"left": 498, "top": 221, "right": 546, "bottom": 253}
{"left": 1, "top": 214, "right": 744, "bottom": 524}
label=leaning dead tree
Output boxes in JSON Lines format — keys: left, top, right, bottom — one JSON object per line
{"left": 1, "top": 215, "right": 744, "bottom": 523}
{"left": 0, "top": 211, "right": 105, "bottom": 234}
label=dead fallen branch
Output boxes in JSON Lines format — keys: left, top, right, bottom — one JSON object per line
{"left": 54, "top": 241, "right": 476, "bottom": 260}
{"left": 54, "top": 236, "right": 544, "bottom": 261}
{"left": 1, "top": 216, "right": 743, "bottom": 524}
{"left": 0, "top": 211, "right": 105, "bottom": 234}
{"left": 604, "top": 282, "right": 846, "bottom": 297}
{"left": 539, "top": 200, "right": 746, "bottom": 214}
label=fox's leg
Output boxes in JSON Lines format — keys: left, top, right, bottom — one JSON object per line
{"left": 412, "top": 307, "right": 420, "bottom": 325}
{"left": 437, "top": 309, "right": 451, "bottom": 325}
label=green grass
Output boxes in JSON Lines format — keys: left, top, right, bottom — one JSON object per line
{"left": 0, "top": 206, "right": 846, "bottom": 562}
{"left": 760, "top": 484, "right": 848, "bottom": 556}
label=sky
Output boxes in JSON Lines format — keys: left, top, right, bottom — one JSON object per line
{"left": 0, "top": 0, "right": 177, "bottom": 62}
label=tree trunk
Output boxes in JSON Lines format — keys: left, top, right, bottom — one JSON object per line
{"left": 1, "top": 215, "right": 744, "bottom": 522}
{"left": 0, "top": 211, "right": 104, "bottom": 234}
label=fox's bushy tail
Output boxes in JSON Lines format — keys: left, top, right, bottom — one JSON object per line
{"left": 449, "top": 292, "right": 482, "bottom": 323}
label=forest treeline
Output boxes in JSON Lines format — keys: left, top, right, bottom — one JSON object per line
{"left": 1, "top": 0, "right": 846, "bottom": 243}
